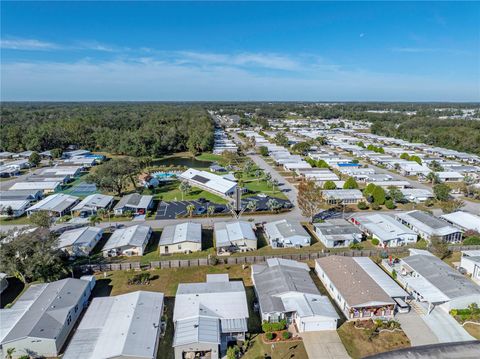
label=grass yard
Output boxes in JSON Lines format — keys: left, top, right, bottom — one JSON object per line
{"left": 195, "top": 152, "right": 226, "bottom": 164}
{"left": 242, "top": 335, "right": 309, "bottom": 359}
{"left": 337, "top": 321, "right": 410, "bottom": 359}
{"left": 443, "top": 251, "right": 461, "bottom": 268}
{"left": 243, "top": 179, "right": 288, "bottom": 200}
{"left": 0, "top": 215, "right": 32, "bottom": 225}
{"left": 144, "top": 180, "right": 228, "bottom": 204}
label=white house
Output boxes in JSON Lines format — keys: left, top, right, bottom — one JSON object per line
{"left": 179, "top": 168, "right": 237, "bottom": 198}
{"left": 314, "top": 219, "right": 363, "bottom": 248}
{"left": 102, "top": 225, "right": 152, "bottom": 257}
{"left": 26, "top": 193, "right": 79, "bottom": 217}
{"left": 113, "top": 193, "right": 154, "bottom": 215}
{"left": 264, "top": 219, "right": 311, "bottom": 248}
{"left": 0, "top": 278, "right": 93, "bottom": 359}
{"left": 252, "top": 258, "right": 339, "bottom": 331}
{"left": 57, "top": 227, "right": 104, "bottom": 257}
{"left": 214, "top": 221, "right": 257, "bottom": 254}
{"left": 400, "top": 188, "right": 434, "bottom": 203}
{"left": 71, "top": 194, "right": 114, "bottom": 215}
{"left": 159, "top": 222, "right": 202, "bottom": 254}
{"left": 440, "top": 211, "right": 480, "bottom": 233}
{"left": 350, "top": 213, "right": 418, "bottom": 247}
{"left": 460, "top": 250, "right": 480, "bottom": 285}
{"left": 63, "top": 291, "right": 164, "bottom": 359}
{"left": 322, "top": 189, "right": 364, "bottom": 205}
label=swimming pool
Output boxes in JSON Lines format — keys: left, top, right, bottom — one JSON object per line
{"left": 152, "top": 171, "right": 177, "bottom": 180}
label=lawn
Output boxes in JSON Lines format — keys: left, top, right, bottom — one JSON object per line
{"left": 463, "top": 323, "right": 480, "bottom": 340}
{"left": 195, "top": 152, "right": 225, "bottom": 164}
{"left": 0, "top": 215, "right": 32, "bottom": 225}
{"left": 337, "top": 321, "right": 410, "bottom": 359}
{"left": 144, "top": 180, "right": 228, "bottom": 204}
{"left": 243, "top": 179, "right": 288, "bottom": 200}
{"left": 242, "top": 335, "right": 308, "bottom": 359}
{"left": 443, "top": 251, "right": 461, "bottom": 268}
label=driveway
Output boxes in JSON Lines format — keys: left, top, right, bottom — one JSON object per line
{"left": 301, "top": 331, "right": 350, "bottom": 359}
{"left": 396, "top": 311, "right": 439, "bottom": 346}
{"left": 421, "top": 307, "right": 475, "bottom": 343}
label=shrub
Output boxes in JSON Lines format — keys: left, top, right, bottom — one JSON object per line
{"left": 415, "top": 238, "right": 428, "bottom": 249}
{"left": 392, "top": 269, "right": 397, "bottom": 279}
{"left": 371, "top": 238, "right": 380, "bottom": 246}
{"left": 265, "top": 332, "right": 274, "bottom": 341}
{"left": 349, "top": 242, "right": 363, "bottom": 250}
{"left": 371, "top": 203, "right": 381, "bottom": 210}
{"left": 464, "top": 236, "right": 480, "bottom": 245}
{"left": 262, "top": 321, "right": 272, "bottom": 333}
{"left": 282, "top": 331, "right": 292, "bottom": 340}
{"left": 127, "top": 272, "right": 151, "bottom": 285}
{"left": 385, "top": 199, "right": 396, "bottom": 209}
{"left": 357, "top": 201, "right": 369, "bottom": 210}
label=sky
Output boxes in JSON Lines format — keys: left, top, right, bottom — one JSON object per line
{"left": 1, "top": 1, "right": 479, "bottom": 101}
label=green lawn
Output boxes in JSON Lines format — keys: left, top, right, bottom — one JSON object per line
{"left": 243, "top": 179, "right": 288, "bottom": 200}
{"left": 0, "top": 215, "right": 32, "bottom": 225}
{"left": 242, "top": 335, "right": 308, "bottom": 359}
{"left": 144, "top": 181, "right": 228, "bottom": 204}
{"left": 195, "top": 152, "right": 225, "bottom": 163}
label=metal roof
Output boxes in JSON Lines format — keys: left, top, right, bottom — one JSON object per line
{"left": 280, "top": 293, "right": 339, "bottom": 319}
{"left": 10, "top": 181, "right": 61, "bottom": 191}
{"left": 173, "top": 316, "right": 220, "bottom": 347}
{"left": 316, "top": 256, "right": 396, "bottom": 308}
{"left": 402, "top": 252, "right": 480, "bottom": 302}
{"left": 0, "top": 189, "right": 42, "bottom": 201}
{"left": 314, "top": 219, "right": 363, "bottom": 241}
{"left": 179, "top": 168, "right": 237, "bottom": 195}
{"left": 27, "top": 193, "right": 79, "bottom": 213}
{"left": 440, "top": 211, "right": 480, "bottom": 232}
{"left": 354, "top": 214, "right": 416, "bottom": 241}
{"left": 63, "top": 291, "right": 164, "bottom": 359}
{"left": 71, "top": 194, "right": 114, "bottom": 212}
{"left": 214, "top": 221, "right": 256, "bottom": 248}
{"left": 0, "top": 279, "right": 89, "bottom": 345}
{"left": 114, "top": 193, "right": 153, "bottom": 210}
{"left": 58, "top": 227, "right": 103, "bottom": 250}
{"left": 159, "top": 222, "right": 202, "bottom": 246}
{"left": 322, "top": 189, "right": 364, "bottom": 200}
{"left": 264, "top": 219, "right": 310, "bottom": 246}
{"left": 396, "top": 210, "right": 460, "bottom": 237}
{"left": 102, "top": 225, "right": 151, "bottom": 251}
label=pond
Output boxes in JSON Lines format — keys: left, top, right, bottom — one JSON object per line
{"left": 152, "top": 156, "right": 213, "bottom": 169}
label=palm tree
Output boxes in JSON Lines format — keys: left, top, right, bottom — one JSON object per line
{"left": 271, "top": 179, "right": 279, "bottom": 193}
{"left": 266, "top": 198, "right": 280, "bottom": 212}
{"left": 265, "top": 172, "right": 272, "bottom": 182}
{"left": 186, "top": 204, "right": 195, "bottom": 217}
{"left": 89, "top": 215, "right": 100, "bottom": 226}
{"left": 207, "top": 205, "right": 215, "bottom": 217}
{"left": 426, "top": 172, "right": 440, "bottom": 184}
{"left": 179, "top": 181, "right": 191, "bottom": 200}
{"left": 6, "top": 347, "right": 15, "bottom": 359}
{"left": 246, "top": 200, "right": 257, "bottom": 212}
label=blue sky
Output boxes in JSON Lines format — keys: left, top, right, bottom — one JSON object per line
{"left": 1, "top": 1, "right": 479, "bottom": 101}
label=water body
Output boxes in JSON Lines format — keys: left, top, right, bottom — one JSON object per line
{"left": 153, "top": 156, "right": 212, "bottom": 169}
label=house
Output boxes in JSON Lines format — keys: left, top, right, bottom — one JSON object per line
{"left": 252, "top": 258, "right": 339, "bottom": 331}
{"left": 322, "top": 189, "right": 364, "bottom": 205}
{"left": 283, "top": 161, "right": 312, "bottom": 171}
{"left": 440, "top": 211, "right": 480, "bottom": 233}
{"left": 316, "top": 256, "right": 408, "bottom": 320}
{"left": 460, "top": 250, "right": 480, "bottom": 285}
{"left": 214, "top": 221, "right": 257, "bottom": 254}
{"left": 365, "top": 180, "right": 411, "bottom": 189}
{"left": 9, "top": 181, "right": 61, "bottom": 194}
{"left": 396, "top": 210, "right": 462, "bottom": 243}
{"left": 264, "top": 219, "right": 311, "bottom": 248}
{"left": 63, "top": 291, "right": 164, "bottom": 359}
{"left": 39, "top": 166, "right": 83, "bottom": 178}
{"left": 102, "top": 225, "right": 152, "bottom": 257}
{"left": 63, "top": 156, "right": 97, "bottom": 167}
{"left": 159, "top": 222, "right": 202, "bottom": 254}
{"left": 0, "top": 278, "right": 93, "bottom": 359}
{"left": 314, "top": 219, "right": 363, "bottom": 248}
{"left": 173, "top": 274, "right": 249, "bottom": 359}
{"left": 62, "top": 149, "right": 91, "bottom": 159}
{"left": 436, "top": 171, "right": 464, "bottom": 183}
{"left": 71, "top": 194, "right": 114, "bottom": 216}
{"left": 350, "top": 214, "right": 417, "bottom": 247}
{"left": 397, "top": 162, "right": 431, "bottom": 176}
{"left": 179, "top": 168, "right": 237, "bottom": 198}
{"left": 57, "top": 227, "right": 104, "bottom": 257}
{"left": 0, "top": 189, "right": 43, "bottom": 202}
{"left": 114, "top": 193, "right": 154, "bottom": 215}
{"left": 26, "top": 193, "right": 79, "bottom": 217}
{"left": 0, "top": 199, "right": 30, "bottom": 218}
{"left": 400, "top": 188, "right": 434, "bottom": 203}
{"left": 383, "top": 249, "right": 480, "bottom": 313}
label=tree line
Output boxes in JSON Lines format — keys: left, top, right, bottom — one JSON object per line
{"left": 0, "top": 103, "right": 214, "bottom": 156}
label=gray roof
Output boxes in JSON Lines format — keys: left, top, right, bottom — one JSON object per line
{"left": 102, "top": 225, "right": 151, "bottom": 251}
{"left": 264, "top": 219, "right": 310, "bottom": 243}
{"left": 0, "top": 190, "right": 41, "bottom": 201}
{"left": 0, "top": 279, "right": 89, "bottom": 345}
{"left": 63, "top": 291, "right": 164, "bottom": 359}
{"left": 214, "top": 221, "right": 256, "bottom": 247}
{"left": 402, "top": 252, "right": 480, "bottom": 300}
{"left": 159, "top": 222, "right": 202, "bottom": 246}
{"left": 252, "top": 258, "right": 320, "bottom": 314}
{"left": 114, "top": 193, "right": 153, "bottom": 210}
{"left": 27, "top": 193, "right": 79, "bottom": 213}
{"left": 396, "top": 210, "right": 460, "bottom": 237}
{"left": 314, "top": 219, "right": 363, "bottom": 241}
{"left": 173, "top": 316, "right": 220, "bottom": 347}
{"left": 71, "top": 194, "right": 114, "bottom": 212}
{"left": 57, "top": 227, "right": 103, "bottom": 250}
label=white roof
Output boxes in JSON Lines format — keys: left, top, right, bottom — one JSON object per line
{"left": 58, "top": 227, "right": 103, "bottom": 249}
{"left": 27, "top": 193, "right": 79, "bottom": 213}
{"left": 396, "top": 210, "right": 460, "bottom": 237}
{"left": 214, "top": 221, "right": 256, "bottom": 247}
{"left": 72, "top": 194, "right": 114, "bottom": 212}
{"left": 0, "top": 200, "right": 30, "bottom": 212}
{"left": 179, "top": 168, "right": 236, "bottom": 195}
{"left": 280, "top": 292, "right": 338, "bottom": 319}
{"left": 322, "top": 189, "right": 364, "bottom": 200}
{"left": 63, "top": 291, "right": 164, "bottom": 359}
{"left": 437, "top": 171, "right": 464, "bottom": 179}
{"left": 353, "top": 257, "right": 407, "bottom": 298}
{"left": 103, "top": 225, "right": 151, "bottom": 251}
{"left": 40, "top": 166, "right": 82, "bottom": 176}
{"left": 354, "top": 214, "right": 416, "bottom": 241}
{"left": 9, "top": 181, "right": 61, "bottom": 191}
{"left": 159, "top": 222, "right": 202, "bottom": 245}
{"left": 440, "top": 211, "right": 480, "bottom": 232}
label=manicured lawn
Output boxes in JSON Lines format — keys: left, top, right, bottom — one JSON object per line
{"left": 337, "top": 321, "right": 410, "bottom": 359}
{"left": 144, "top": 180, "right": 228, "bottom": 204}
{"left": 0, "top": 216, "right": 32, "bottom": 225}
{"left": 243, "top": 179, "right": 288, "bottom": 200}
{"left": 195, "top": 152, "right": 225, "bottom": 164}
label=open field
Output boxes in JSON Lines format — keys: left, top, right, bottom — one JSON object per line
{"left": 144, "top": 180, "right": 228, "bottom": 204}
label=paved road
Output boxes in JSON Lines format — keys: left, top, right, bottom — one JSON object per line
{"left": 301, "top": 331, "right": 350, "bottom": 359}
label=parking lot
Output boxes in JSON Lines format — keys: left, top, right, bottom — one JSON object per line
{"left": 154, "top": 195, "right": 292, "bottom": 220}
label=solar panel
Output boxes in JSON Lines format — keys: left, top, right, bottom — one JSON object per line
{"left": 192, "top": 175, "right": 209, "bottom": 184}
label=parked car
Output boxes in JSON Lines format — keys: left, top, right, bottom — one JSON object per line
{"left": 195, "top": 207, "right": 207, "bottom": 215}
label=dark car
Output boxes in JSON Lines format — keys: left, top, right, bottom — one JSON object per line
{"left": 198, "top": 198, "right": 208, "bottom": 203}
{"left": 195, "top": 207, "right": 207, "bottom": 215}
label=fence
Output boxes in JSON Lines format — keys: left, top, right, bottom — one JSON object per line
{"left": 75, "top": 247, "right": 409, "bottom": 273}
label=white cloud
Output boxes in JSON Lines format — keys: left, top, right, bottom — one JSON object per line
{"left": 0, "top": 38, "right": 59, "bottom": 50}
{"left": 391, "top": 47, "right": 468, "bottom": 55}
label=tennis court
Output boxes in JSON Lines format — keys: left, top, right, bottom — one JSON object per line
{"left": 62, "top": 182, "right": 98, "bottom": 197}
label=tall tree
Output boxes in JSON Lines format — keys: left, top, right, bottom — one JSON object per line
{"left": 433, "top": 183, "right": 451, "bottom": 201}
{"left": 86, "top": 158, "right": 141, "bottom": 196}
{"left": 28, "top": 151, "right": 41, "bottom": 167}
{"left": 343, "top": 177, "right": 359, "bottom": 189}
{"left": 298, "top": 180, "right": 323, "bottom": 223}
